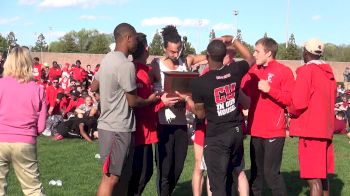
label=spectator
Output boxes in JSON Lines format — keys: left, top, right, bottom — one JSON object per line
{"left": 334, "top": 111, "right": 347, "bottom": 134}
{"left": 0, "top": 46, "right": 47, "bottom": 195}
{"left": 48, "top": 61, "right": 62, "bottom": 82}
{"left": 63, "top": 89, "right": 84, "bottom": 118}
{"left": 0, "top": 50, "right": 7, "bottom": 77}
{"left": 75, "top": 95, "right": 98, "bottom": 142}
{"left": 46, "top": 77, "right": 63, "bottom": 115}
{"left": 62, "top": 62, "right": 71, "bottom": 76}
{"left": 42, "top": 93, "right": 65, "bottom": 137}
{"left": 343, "top": 67, "right": 350, "bottom": 90}
{"left": 42, "top": 62, "right": 50, "bottom": 81}
{"left": 86, "top": 64, "right": 94, "bottom": 87}
{"left": 32, "top": 57, "right": 44, "bottom": 81}
{"left": 60, "top": 72, "right": 70, "bottom": 90}
{"left": 71, "top": 60, "right": 86, "bottom": 83}
{"left": 337, "top": 84, "right": 345, "bottom": 94}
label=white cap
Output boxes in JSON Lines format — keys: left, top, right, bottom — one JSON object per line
{"left": 304, "top": 38, "right": 324, "bottom": 56}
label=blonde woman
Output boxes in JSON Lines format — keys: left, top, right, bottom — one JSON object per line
{"left": 0, "top": 47, "right": 47, "bottom": 196}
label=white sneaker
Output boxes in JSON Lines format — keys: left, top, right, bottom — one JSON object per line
{"left": 42, "top": 129, "right": 52, "bottom": 136}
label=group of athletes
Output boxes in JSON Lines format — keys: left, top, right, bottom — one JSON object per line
{"left": 92, "top": 23, "right": 335, "bottom": 196}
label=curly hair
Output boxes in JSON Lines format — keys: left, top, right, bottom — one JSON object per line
{"left": 161, "top": 25, "right": 182, "bottom": 48}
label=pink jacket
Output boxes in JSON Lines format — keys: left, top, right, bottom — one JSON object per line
{"left": 0, "top": 76, "right": 47, "bottom": 144}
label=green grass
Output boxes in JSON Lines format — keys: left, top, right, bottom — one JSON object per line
{"left": 5, "top": 135, "right": 350, "bottom": 196}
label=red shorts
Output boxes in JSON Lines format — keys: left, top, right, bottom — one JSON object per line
{"left": 192, "top": 124, "right": 205, "bottom": 147}
{"left": 298, "top": 138, "right": 334, "bottom": 179}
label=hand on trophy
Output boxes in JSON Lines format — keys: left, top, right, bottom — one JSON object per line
{"left": 161, "top": 93, "right": 180, "bottom": 107}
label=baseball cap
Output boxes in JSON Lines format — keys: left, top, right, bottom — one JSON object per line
{"left": 304, "top": 38, "right": 324, "bottom": 56}
{"left": 44, "top": 62, "right": 49, "bottom": 67}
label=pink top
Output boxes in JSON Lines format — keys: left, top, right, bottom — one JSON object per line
{"left": 0, "top": 76, "right": 47, "bottom": 144}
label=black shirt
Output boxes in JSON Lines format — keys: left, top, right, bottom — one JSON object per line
{"left": 191, "top": 60, "right": 249, "bottom": 137}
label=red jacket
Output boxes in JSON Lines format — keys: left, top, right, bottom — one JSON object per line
{"left": 134, "top": 63, "right": 165, "bottom": 146}
{"left": 64, "top": 97, "right": 84, "bottom": 115}
{"left": 288, "top": 61, "right": 336, "bottom": 139}
{"left": 46, "top": 85, "right": 63, "bottom": 108}
{"left": 71, "top": 67, "right": 86, "bottom": 82}
{"left": 33, "top": 64, "right": 43, "bottom": 80}
{"left": 334, "top": 118, "right": 346, "bottom": 134}
{"left": 241, "top": 60, "right": 294, "bottom": 138}
{"left": 48, "top": 67, "right": 62, "bottom": 81}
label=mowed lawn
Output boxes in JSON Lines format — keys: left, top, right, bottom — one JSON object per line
{"left": 6, "top": 135, "right": 349, "bottom": 196}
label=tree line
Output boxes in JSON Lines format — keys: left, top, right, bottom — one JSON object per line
{"left": 0, "top": 29, "right": 349, "bottom": 61}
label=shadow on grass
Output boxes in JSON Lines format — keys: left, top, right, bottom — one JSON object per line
{"left": 245, "top": 170, "right": 344, "bottom": 196}
{"left": 156, "top": 170, "right": 344, "bottom": 196}
{"left": 283, "top": 171, "right": 344, "bottom": 196}
{"left": 173, "top": 180, "right": 192, "bottom": 196}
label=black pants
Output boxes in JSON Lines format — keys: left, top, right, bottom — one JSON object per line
{"left": 249, "top": 137, "right": 287, "bottom": 196}
{"left": 127, "top": 144, "right": 154, "bottom": 196}
{"left": 156, "top": 125, "right": 188, "bottom": 196}
{"left": 204, "top": 126, "right": 244, "bottom": 196}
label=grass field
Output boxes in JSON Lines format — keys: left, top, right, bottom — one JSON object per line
{"left": 6, "top": 135, "right": 349, "bottom": 196}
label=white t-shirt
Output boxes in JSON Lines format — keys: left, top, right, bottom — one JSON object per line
{"left": 154, "top": 58, "right": 188, "bottom": 125}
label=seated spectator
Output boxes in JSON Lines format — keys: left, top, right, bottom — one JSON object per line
{"left": 32, "top": 57, "right": 44, "bottom": 81}
{"left": 54, "top": 117, "right": 81, "bottom": 141}
{"left": 64, "top": 79, "right": 76, "bottom": 94}
{"left": 48, "top": 61, "right": 62, "bottom": 82}
{"left": 337, "top": 84, "right": 346, "bottom": 94}
{"left": 76, "top": 94, "right": 100, "bottom": 140}
{"left": 42, "top": 93, "right": 65, "bottom": 136}
{"left": 85, "top": 64, "right": 94, "bottom": 88}
{"left": 46, "top": 77, "right": 63, "bottom": 115}
{"left": 71, "top": 60, "right": 86, "bottom": 83}
{"left": 75, "top": 96, "right": 97, "bottom": 119}
{"left": 343, "top": 67, "right": 350, "bottom": 90}
{"left": 335, "top": 95, "right": 348, "bottom": 112}
{"left": 55, "top": 94, "right": 99, "bottom": 143}
{"left": 62, "top": 62, "right": 71, "bottom": 77}
{"left": 42, "top": 63, "right": 50, "bottom": 81}
{"left": 334, "top": 111, "right": 347, "bottom": 134}
{"left": 63, "top": 89, "right": 84, "bottom": 118}
{"left": 60, "top": 72, "right": 70, "bottom": 90}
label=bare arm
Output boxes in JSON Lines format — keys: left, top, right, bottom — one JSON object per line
{"left": 175, "top": 91, "right": 205, "bottom": 118}
{"left": 125, "top": 89, "right": 158, "bottom": 108}
{"left": 186, "top": 54, "right": 207, "bottom": 67}
{"left": 75, "top": 108, "right": 85, "bottom": 115}
{"left": 221, "top": 35, "right": 255, "bottom": 67}
{"left": 90, "top": 79, "right": 99, "bottom": 92}
{"left": 194, "top": 103, "right": 205, "bottom": 119}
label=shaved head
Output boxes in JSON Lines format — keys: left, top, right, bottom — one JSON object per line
{"left": 113, "top": 23, "right": 136, "bottom": 43}
{"left": 207, "top": 40, "right": 227, "bottom": 62}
